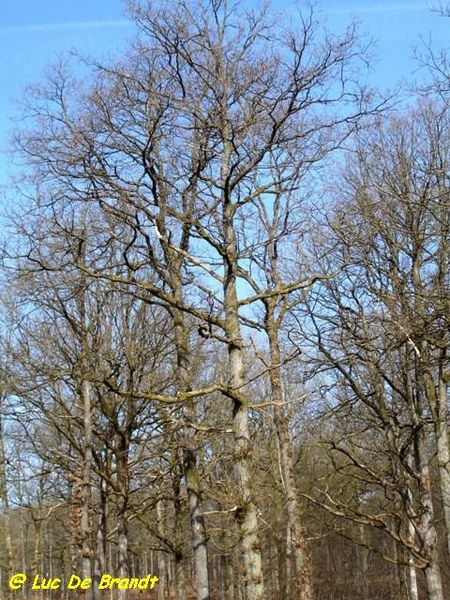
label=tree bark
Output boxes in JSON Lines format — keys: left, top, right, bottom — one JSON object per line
{"left": 414, "top": 428, "right": 444, "bottom": 600}
{"left": 421, "top": 358, "right": 450, "bottom": 560}
{"left": 223, "top": 211, "right": 265, "bottom": 600}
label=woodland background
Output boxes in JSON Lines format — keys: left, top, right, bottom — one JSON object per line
{"left": 0, "top": 1, "right": 450, "bottom": 599}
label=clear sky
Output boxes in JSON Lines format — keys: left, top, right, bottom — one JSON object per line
{"left": 0, "top": 0, "right": 448, "bottom": 190}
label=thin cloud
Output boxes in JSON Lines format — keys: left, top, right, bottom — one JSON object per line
{"left": 0, "top": 19, "right": 131, "bottom": 34}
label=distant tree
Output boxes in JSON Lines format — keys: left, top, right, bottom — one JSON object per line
{"left": 294, "top": 100, "right": 450, "bottom": 600}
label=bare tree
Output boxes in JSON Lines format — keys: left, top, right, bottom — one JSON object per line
{"left": 10, "top": 1, "right": 380, "bottom": 598}
{"left": 294, "top": 99, "right": 450, "bottom": 600}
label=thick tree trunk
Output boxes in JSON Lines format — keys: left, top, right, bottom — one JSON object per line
{"left": 423, "top": 365, "right": 450, "bottom": 560}
{"left": 402, "top": 473, "right": 420, "bottom": 600}
{"left": 232, "top": 395, "right": 264, "bottom": 600}
{"left": 407, "top": 520, "right": 419, "bottom": 600}
{"left": 435, "top": 406, "right": 450, "bottom": 558}
{"left": 403, "top": 345, "right": 443, "bottom": 600}
{"left": 223, "top": 214, "right": 265, "bottom": 600}
{"left": 414, "top": 431, "right": 444, "bottom": 600}
{"left": 424, "top": 563, "right": 444, "bottom": 600}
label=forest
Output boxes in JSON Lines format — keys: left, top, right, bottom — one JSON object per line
{"left": 0, "top": 1, "right": 449, "bottom": 599}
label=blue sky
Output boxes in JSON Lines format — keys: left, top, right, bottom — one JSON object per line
{"left": 0, "top": 0, "right": 448, "bottom": 189}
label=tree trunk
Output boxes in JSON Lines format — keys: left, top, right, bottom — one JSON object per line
{"left": 423, "top": 364, "right": 450, "bottom": 560}
{"left": 414, "top": 430, "right": 444, "bottom": 600}
{"left": 93, "top": 473, "right": 108, "bottom": 600}
{"left": 223, "top": 223, "right": 265, "bottom": 599}
{"left": 435, "top": 403, "right": 450, "bottom": 558}
{"left": 0, "top": 412, "right": 14, "bottom": 600}
{"left": 80, "top": 378, "right": 93, "bottom": 581}
{"left": 32, "top": 518, "right": 43, "bottom": 587}
{"left": 265, "top": 302, "right": 313, "bottom": 600}
{"left": 184, "top": 446, "right": 209, "bottom": 600}
{"left": 172, "top": 459, "right": 186, "bottom": 600}
{"left": 407, "top": 524, "right": 419, "bottom": 600}
{"left": 116, "top": 436, "right": 130, "bottom": 600}
{"left": 173, "top": 306, "right": 210, "bottom": 600}
{"left": 225, "top": 556, "right": 235, "bottom": 600}
{"left": 424, "top": 563, "right": 444, "bottom": 600}
{"left": 357, "top": 524, "right": 369, "bottom": 600}
{"left": 156, "top": 500, "right": 168, "bottom": 600}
